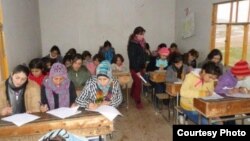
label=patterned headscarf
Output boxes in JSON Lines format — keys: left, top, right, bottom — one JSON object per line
{"left": 96, "top": 60, "right": 112, "bottom": 95}
{"left": 43, "top": 63, "right": 70, "bottom": 109}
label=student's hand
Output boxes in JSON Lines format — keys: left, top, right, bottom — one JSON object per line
{"left": 88, "top": 103, "right": 98, "bottom": 110}
{"left": 159, "top": 67, "right": 164, "bottom": 71}
{"left": 1, "top": 106, "right": 12, "bottom": 116}
{"left": 228, "top": 88, "right": 239, "bottom": 94}
{"left": 70, "top": 103, "right": 78, "bottom": 108}
{"left": 239, "top": 87, "right": 248, "bottom": 94}
{"left": 101, "top": 101, "right": 110, "bottom": 106}
{"left": 40, "top": 104, "right": 48, "bottom": 112}
{"left": 26, "top": 111, "right": 32, "bottom": 114}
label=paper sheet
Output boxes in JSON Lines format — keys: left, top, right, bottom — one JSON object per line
{"left": 226, "top": 93, "right": 250, "bottom": 98}
{"left": 1, "top": 113, "right": 40, "bottom": 127}
{"left": 47, "top": 106, "right": 81, "bottom": 119}
{"left": 88, "top": 105, "right": 122, "bottom": 121}
{"left": 202, "top": 92, "right": 224, "bottom": 100}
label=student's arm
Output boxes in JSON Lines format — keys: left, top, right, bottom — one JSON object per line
{"left": 166, "top": 67, "right": 178, "bottom": 83}
{"left": 75, "top": 79, "right": 96, "bottom": 108}
{"left": 69, "top": 81, "right": 77, "bottom": 105}
{"left": 180, "top": 74, "right": 201, "bottom": 98}
{"left": 110, "top": 80, "right": 123, "bottom": 107}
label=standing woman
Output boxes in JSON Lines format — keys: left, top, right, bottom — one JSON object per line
{"left": 40, "top": 63, "right": 77, "bottom": 112}
{"left": 0, "top": 65, "right": 40, "bottom": 116}
{"left": 127, "top": 26, "right": 146, "bottom": 109}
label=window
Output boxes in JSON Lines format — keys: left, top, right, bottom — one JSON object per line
{"left": 0, "top": 3, "right": 8, "bottom": 81}
{"left": 211, "top": 0, "right": 250, "bottom": 66}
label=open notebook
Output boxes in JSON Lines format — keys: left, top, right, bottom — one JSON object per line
{"left": 46, "top": 106, "right": 81, "bottom": 119}
{"left": 87, "top": 105, "right": 122, "bottom": 121}
{"left": 1, "top": 113, "right": 40, "bottom": 127}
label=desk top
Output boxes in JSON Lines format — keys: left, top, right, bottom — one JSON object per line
{"left": 194, "top": 97, "right": 250, "bottom": 118}
{"left": 0, "top": 110, "right": 113, "bottom": 138}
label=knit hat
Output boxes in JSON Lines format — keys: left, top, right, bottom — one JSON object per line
{"left": 96, "top": 60, "right": 112, "bottom": 78}
{"left": 158, "top": 47, "right": 170, "bottom": 56}
{"left": 231, "top": 60, "right": 250, "bottom": 76}
{"left": 49, "top": 63, "right": 68, "bottom": 79}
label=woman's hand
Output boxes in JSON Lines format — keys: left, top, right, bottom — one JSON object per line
{"left": 228, "top": 88, "right": 239, "bottom": 94}
{"left": 88, "top": 103, "right": 98, "bottom": 110}
{"left": 40, "top": 104, "right": 48, "bottom": 112}
{"left": 101, "top": 101, "right": 110, "bottom": 106}
{"left": 1, "top": 106, "right": 12, "bottom": 116}
{"left": 239, "top": 87, "right": 249, "bottom": 94}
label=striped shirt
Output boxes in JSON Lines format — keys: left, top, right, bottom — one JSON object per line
{"left": 75, "top": 76, "right": 123, "bottom": 108}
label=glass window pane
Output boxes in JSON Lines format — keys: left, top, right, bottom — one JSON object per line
{"left": 238, "top": 0, "right": 249, "bottom": 23}
{"left": 229, "top": 26, "right": 244, "bottom": 66}
{"left": 232, "top": 2, "right": 237, "bottom": 23}
{"left": 215, "top": 25, "right": 226, "bottom": 64}
{"left": 217, "top": 3, "right": 231, "bottom": 23}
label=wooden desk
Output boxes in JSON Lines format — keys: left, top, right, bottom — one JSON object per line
{"left": 112, "top": 72, "right": 131, "bottom": 109}
{"left": 165, "top": 82, "right": 181, "bottom": 97}
{"left": 194, "top": 97, "right": 250, "bottom": 124}
{"left": 149, "top": 71, "right": 166, "bottom": 83}
{"left": 0, "top": 111, "right": 113, "bottom": 140}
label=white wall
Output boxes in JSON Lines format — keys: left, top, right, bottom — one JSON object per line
{"left": 2, "top": 0, "right": 42, "bottom": 71}
{"left": 39, "top": 0, "right": 176, "bottom": 65}
{"left": 175, "top": 0, "right": 227, "bottom": 62}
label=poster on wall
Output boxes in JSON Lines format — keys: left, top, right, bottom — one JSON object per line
{"left": 182, "top": 12, "right": 195, "bottom": 39}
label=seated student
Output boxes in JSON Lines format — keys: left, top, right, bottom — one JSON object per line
{"left": 87, "top": 53, "right": 104, "bottom": 75}
{"left": 180, "top": 62, "right": 222, "bottom": 124}
{"left": 44, "top": 45, "right": 63, "bottom": 63}
{"left": 41, "top": 57, "right": 54, "bottom": 75}
{"left": 168, "top": 43, "right": 180, "bottom": 64}
{"left": 65, "top": 48, "right": 77, "bottom": 56}
{"left": 40, "top": 63, "right": 77, "bottom": 112}
{"left": 0, "top": 65, "right": 41, "bottom": 116}
{"left": 63, "top": 54, "right": 73, "bottom": 68}
{"left": 98, "top": 40, "right": 115, "bottom": 63}
{"left": 28, "top": 58, "right": 46, "bottom": 86}
{"left": 82, "top": 50, "right": 92, "bottom": 66}
{"left": 39, "top": 129, "right": 87, "bottom": 141}
{"left": 67, "top": 54, "right": 91, "bottom": 91}
{"left": 111, "top": 54, "right": 127, "bottom": 72}
{"left": 75, "top": 60, "right": 123, "bottom": 110}
{"left": 183, "top": 49, "right": 199, "bottom": 68}
{"left": 214, "top": 60, "right": 250, "bottom": 125}
{"left": 198, "top": 49, "right": 224, "bottom": 72}
{"left": 166, "top": 54, "right": 190, "bottom": 83}
{"left": 146, "top": 43, "right": 168, "bottom": 72}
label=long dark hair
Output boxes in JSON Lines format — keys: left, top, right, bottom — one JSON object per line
{"left": 128, "top": 26, "right": 145, "bottom": 41}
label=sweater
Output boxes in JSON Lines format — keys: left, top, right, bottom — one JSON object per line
{"left": 214, "top": 70, "right": 237, "bottom": 95}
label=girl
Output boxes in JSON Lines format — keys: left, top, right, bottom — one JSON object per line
{"left": 183, "top": 49, "right": 199, "bottom": 68}
{"left": 198, "top": 49, "right": 224, "bottom": 72}
{"left": 0, "top": 65, "right": 40, "bottom": 116}
{"left": 166, "top": 54, "right": 190, "bottom": 83}
{"left": 63, "top": 54, "right": 73, "bottom": 68}
{"left": 127, "top": 26, "right": 146, "bottom": 109}
{"left": 98, "top": 40, "right": 115, "bottom": 63}
{"left": 75, "top": 61, "right": 122, "bottom": 110}
{"left": 40, "top": 63, "right": 77, "bottom": 112}
{"left": 180, "top": 62, "right": 221, "bottom": 124}
{"left": 45, "top": 45, "right": 63, "bottom": 63}
{"left": 111, "top": 54, "right": 127, "bottom": 72}
{"left": 28, "top": 58, "right": 46, "bottom": 86}
{"left": 86, "top": 53, "right": 104, "bottom": 75}
{"left": 67, "top": 54, "right": 91, "bottom": 91}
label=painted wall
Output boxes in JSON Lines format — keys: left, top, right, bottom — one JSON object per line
{"left": 175, "top": 0, "right": 227, "bottom": 62}
{"left": 39, "top": 0, "right": 176, "bottom": 65}
{"left": 2, "top": 0, "right": 42, "bottom": 71}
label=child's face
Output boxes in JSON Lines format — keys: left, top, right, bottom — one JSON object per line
{"left": 135, "top": 33, "right": 145, "bottom": 41}
{"left": 46, "top": 62, "right": 51, "bottom": 69}
{"left": 116, "top": 58, "right": 123, "bottom": 66}
{"left": 174, "top": 61, "right": 183, "bottom": 69}
{"left": 64, "top": 60, "right": 72, "bottom": 68}
{"left": 85, "top": 56, "right": 91, "bottom": 61}
{"left": 12, "top": 72, "right": 28, "bottom": 87}
{"left": 51, "top": 50, "right": 59, "bottom": 58}
{"left": 52, "top": 76, "right": 65, "bottom": 87}
{"left": 72, "top": 59, "right": 82, "bottom": 71}
{"left": 93, "top": 59, "right": 100, "bottom": 66}
{"left": 188, "top": 54, "right": 196, "bottom": 62}
{"left": 170, "top": 47, "right": 177, "bottom": 53}
{"left": 201, "top": 71, "right": 217, "bottom": 82}
{"left": 160, "top": 55, "right": 167, "bottom": 60}
{"left": 97, "top": 76, "right": 110, "bottom": 87}
{"left": 31, "top": 68, "right": 43, "bottom": 77}
{"left": 211, "top": 55, "right": 221, "bottom": 64}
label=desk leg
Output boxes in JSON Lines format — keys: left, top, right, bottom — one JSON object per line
{"left": 99, "top": 135, "right": 102, "bottom": 141}
{"left": 208, "top": 118, "right": 212, "bottom": 125}
{"left": 198, "top": 114, "right": 201, "bottom": 125}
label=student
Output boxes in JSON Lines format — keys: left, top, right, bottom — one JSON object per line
{"left": 198, "top": 49, "right": 224, "bottom": 72}
{"left": 166, "top": 54, "right": 190, "bottom": 83}
{"left": 40, "top": 63, "right": 77, "bottom": 112}
{"left": 41, "top": 57, "right": 54, "bottom": 75}
{"left": 127, "top": 26, "right": 146, "bottom": 109}
{"left": 98, "top": 40, "right": 115, "bottom": 63}
{"left": 82, "top": 50, "right": 92, "bottom": 66}
{"left": 67, "top": 54, "right": 91, "bottom": 91}
{"left": 214, "top": 60, "right": 250, "bottom": 125}
{"left": 63, "top": 54, "right": 73, "bottom": 68}
{"left": 0, "top": 65, "right": 41, "bottom": 116}
{"left": 111, "top": 54, "right": 127, "bottom": 72}
{"left": 168, "top": 43, "right": 180, "bottom": 64}
{"left": 45, "top": 45, "right": 63, "bottom": 63}
{"left": 183, "top": 49, "right": 199, "bottom": 68}
{"left": 86, "top": 53, "right": 104, "bottom": 75}
{"left": 75, "top": 60, "right": 122, "bottom": 110}
{"left": 28, "top": 58, "right": 46, "bottom": 86}
{"left": 65, "top": 48, "right": 77, "bottom": 56}
{"left": 180, "top": 62, "right": 222, "bottom": 124}
{"left": 146, "top": 43, "right": 168, "bottom": 71}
